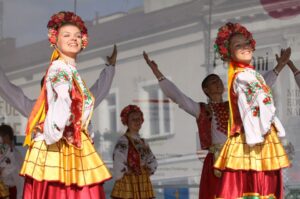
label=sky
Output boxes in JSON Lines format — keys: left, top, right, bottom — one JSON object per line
{"left": 1, "top": 0, "right": 143, "bottom": 46}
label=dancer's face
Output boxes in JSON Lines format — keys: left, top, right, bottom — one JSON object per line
{"left": 0, "top": 135, "right": 11, "bottom": 145}
{"left": 127, "top": 112, "right": 143, "bottom": 133}
{"left": 203, "top": 76, "right": 224, "bottom": 98}
{"left": 229, "top": 34, "right": 253, "bottom": 64}
{"left": 56, "top": 24, "right": 82, "bottom": 59}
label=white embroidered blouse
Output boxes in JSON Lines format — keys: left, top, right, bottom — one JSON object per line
{"left": 112, "top": 133, "right": 158, "bottom": 180}
{"left": 233, "top": 68, "right": 285, "bottom": 145}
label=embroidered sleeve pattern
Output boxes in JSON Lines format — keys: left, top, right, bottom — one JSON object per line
{"left": 43, "top": 61, "right": 72, "bottom": 145}
{"left": 71, "top": 69, "right": 93, "bottom": 109}
{"left": 112, "top": 136, "right": 129, "bottom": 180}
{"left": 234, "top": 69, "right": 277, "bottom": 145}
{"left": 242, "top": 70, "right": 273, "bottom": 117}
{"left": 48, "top": 65, "right": 72, "bottom": 89}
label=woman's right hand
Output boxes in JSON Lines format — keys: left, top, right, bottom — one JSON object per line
{"left": 143, "top": 51, "right": 165, "bottom": 80}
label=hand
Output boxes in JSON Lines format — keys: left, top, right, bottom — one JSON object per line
{"left": 275, "top": 47, "right": 291, "bottom": 71}
{"left": 143, "top": 51, "right": 158, "bottom": 71}
{"left": 106, "top": 44, "right": 117, "bottom": 66}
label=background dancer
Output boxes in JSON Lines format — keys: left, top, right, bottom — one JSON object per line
{"left": 111, "top": 105, "right": 157, "bottom": 199}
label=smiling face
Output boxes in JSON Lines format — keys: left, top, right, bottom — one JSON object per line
{"left": 127, "top": 112, "right": 143, "bottom": 134}
{"left": 229, "top": 33, "right": 253, "bottom": 64}
{"left": 56, "top": 24, "right": 82, "bottom": 59}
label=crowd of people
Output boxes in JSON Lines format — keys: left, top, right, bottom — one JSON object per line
{"left": 0, "top": 10, "right": 300, "bottom": 199}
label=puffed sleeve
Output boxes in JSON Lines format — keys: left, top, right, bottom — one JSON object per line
{"left": 262, "top": 69, "right": 277, "bottom": 87}
{"left": 90, "top": 65, "right": 115, "bottom": 108}
{"left": 159, "top": 78, "right": 200, "bottom": 118}
{"left": 43, "top": 61, "right": 73, "bottom": 145}
{"left": 112, "top": 136, "right": 129, "bottom": 180}
{"left": 144, "top": 141, "right": 157, "bottom": 175}
{"left": 233, "top": 70, "right": 280, "bottom": 145}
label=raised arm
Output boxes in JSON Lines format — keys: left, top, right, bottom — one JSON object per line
{"left": 143, "top": 51, "right": 200, "bottom": 118}
{"left": 90, "top": 45, "right": 117, "bottom": 108}
{"left": 287, "top": 59, "right": 300, "bottom": 88}
{"left": 263, "top": 48, "right": 291, "bottom": 87}
{"left": 0, "top": 66, "right": 35, "bottom": 117}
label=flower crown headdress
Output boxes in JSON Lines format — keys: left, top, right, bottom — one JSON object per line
{"left": 120, "top": 105, "right": 144, "bottom": 125}
{"left": 214, "top": 22, "right": 256, "bottom": 61}
{"left": 47, "top": 11, "right": 88, "bottom": 49}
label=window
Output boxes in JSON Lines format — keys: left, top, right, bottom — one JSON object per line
{"left": 106, "top": 93, "right": 117, "bottom": 132}
{"left": 95, "top": 90, "right": 119, "bottom": 161}
{"left": 138, "top": 81, "right": 172, "bottom": 139}
{"left": 98, "top": 91, "right": 118, "bottom": 133}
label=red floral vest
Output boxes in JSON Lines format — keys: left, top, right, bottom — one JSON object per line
{"left": 196, "top": 103, "right": 212, "bottom": 150}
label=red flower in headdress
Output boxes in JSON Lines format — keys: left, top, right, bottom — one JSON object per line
{"left": 214, "top": 22, "right": 256, "bottom": 61}
{"left": 120, "top": 105, "right": 144, "bottom": 125}
{"left": 47, "top": 11, "right": 88, "bottom": 49}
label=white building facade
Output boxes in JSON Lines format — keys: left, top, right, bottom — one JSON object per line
{"left": 1, "top": 0, "right": 300, "bottom": 198}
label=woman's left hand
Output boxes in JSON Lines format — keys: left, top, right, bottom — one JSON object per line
{"left": 106, "top": 44, "right": 117, "bottom": 66}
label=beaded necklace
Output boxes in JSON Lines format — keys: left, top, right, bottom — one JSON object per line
{"left": 209, "top": 102, "right": 229, "bottom": 135}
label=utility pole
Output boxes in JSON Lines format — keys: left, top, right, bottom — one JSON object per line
{"left": 74, "top": 0, "right": 77, "bottom": 14}
{"left": 0, "top": 1, "right": 3, "bottom": 39}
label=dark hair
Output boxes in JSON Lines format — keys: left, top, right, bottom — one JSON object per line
{"left": 201, "top": 74, "right": 220, "bottom": 97}
{"left": 0, "top": 124, "right": 14, "bottom": 141}
{"left": 201, "top": 74, "right": 220, "bottom": 89}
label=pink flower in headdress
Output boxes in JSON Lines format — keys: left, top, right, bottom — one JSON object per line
{"left": 48, "top": 28, "right": 58, "bottom": 45}
{"left": 81, "top": 34, "right": 88, "bottom": 48}
{"left": 219, "top": 46, "right": 228, "bottom": 55}
{"left": 57, "top": 14, "right": 64, "bottom": 20}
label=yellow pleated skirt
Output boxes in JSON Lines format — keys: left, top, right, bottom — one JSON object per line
{"left": 20, "top": 133, "right": 112, "bottom": 187}
{"left": 215, "top": 125, "right": 290, "bottom": 171}
{"left": 111, "top": 167, "right": 155, "bottom": 199}
{"left": 0, "top": 180, "right": 9, "bottom": 198}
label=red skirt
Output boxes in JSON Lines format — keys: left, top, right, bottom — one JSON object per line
{"left": 199, "top": 153, "right": 221, "bottom": 199}
{"left": 22, "top": 177, "right": 106, "bottom": 199}
{"left": 9, "top": 186, "right": 17, "bottom": 199}
{"left": 215, "top": 169, "right": 283, "bottom": 199}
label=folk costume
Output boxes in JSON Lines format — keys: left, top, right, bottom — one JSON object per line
{"left": 0, "top": 44, "right": 115, "bottom": 199}
{"left": 213, "top": 23, "right": 290, "bottom": 199}
{"left": 20, "top": 11, "right": 111, "bottom": 199}
{"left": 111, "top": 105, "right": 157, "bottom": 199}
{"left": 157, "top": 69, "right": 278, "bottom": 199}
{"left": 0, "top": 142, "right": 15, "bottom": 199}
{"left": 0, "top": 124, "right": 23, "bottom": 199}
